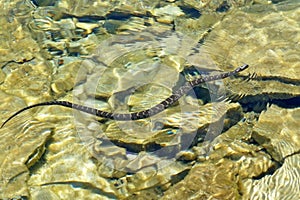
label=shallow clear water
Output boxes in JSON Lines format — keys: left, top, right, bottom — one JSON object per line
{"left": 0, "top": 0, "right": 299, "bottom": 199}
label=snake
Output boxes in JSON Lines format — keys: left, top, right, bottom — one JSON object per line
{"left": 1, "top": 64, "right": 248, "bottom": 128}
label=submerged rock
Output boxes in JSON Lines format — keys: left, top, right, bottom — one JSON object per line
{"left": 0, "top": 16, "right": 40, "bottom": 64}
{"left": 31, "top": 0, "right": 58, "bottom": 7}
{"left": 242, "top": 154, "right": 300, "bottom": 200}
{"left": 202, "top": 2, "right": 300, "bottom": 108}
{"left": 161, "top": 159, "right": 241, "bottom": 199}
{"left": 252, "top": 105, "right": 300, "bottom": 162}
{"left": 0, "top": 124, "right": 52, "bottom": 198}
{"left": 162, "top": 117, "right": 276, "bottom": 199}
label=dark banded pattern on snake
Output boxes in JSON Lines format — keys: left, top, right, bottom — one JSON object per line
{"left": 1, "top": 64, "right": 249, "bottom": 128}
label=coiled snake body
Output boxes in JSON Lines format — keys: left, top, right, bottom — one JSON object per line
{"left": 1, "top": 64, "right": 248, "bottom": 128}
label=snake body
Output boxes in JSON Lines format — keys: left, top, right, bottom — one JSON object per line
{"left": 1, "top": 64, "right": 248, "bottom": 128}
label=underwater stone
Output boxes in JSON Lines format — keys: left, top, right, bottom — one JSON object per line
{"left": 202, "top": 4, "right": 300, "bottom": 104}
{"left": 242, "top": 154, "right": 300, "bottom": 200}
{"left": 161, "top": 159, "right": 241, "bottom": 199}
{"left": 31, "top": 0, "right": 58, "bottom": 7}
{"left": 0, "top": 124, "right": 52, "bottom": 199}
{"left": 75, "top": 21, "right": 99, "bottom": 34}
{"left": 252, "top": 105, "right": 300, "bottom": 161}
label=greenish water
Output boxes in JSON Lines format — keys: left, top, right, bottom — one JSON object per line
{"left": 0, "top": 0, "right": 299, "bottom": 199}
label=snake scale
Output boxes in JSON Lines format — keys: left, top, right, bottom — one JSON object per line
{"left": 1, "top": 64, "right": 248, "bottom": 128}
